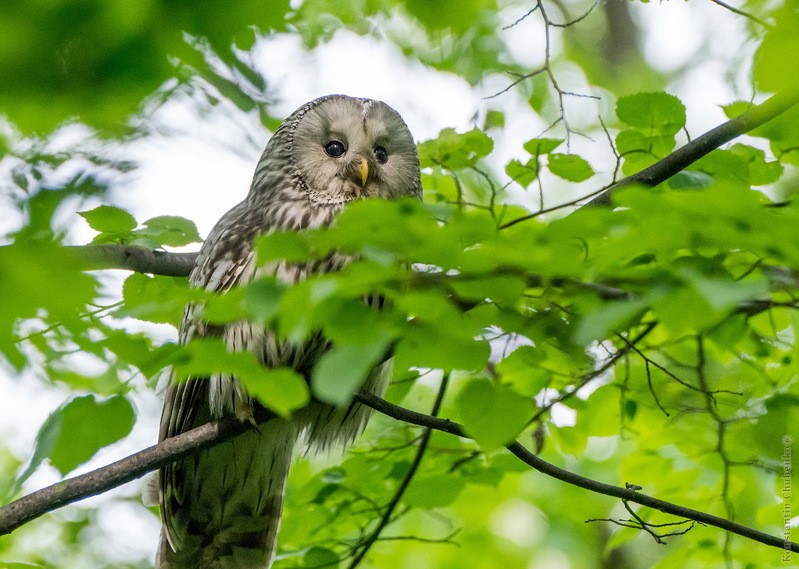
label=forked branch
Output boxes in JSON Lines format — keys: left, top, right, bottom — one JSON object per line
{"left": 1, "top": 392, "right": 795, "bottom": 555}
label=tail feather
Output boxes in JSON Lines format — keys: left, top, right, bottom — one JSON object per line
{"left": 158, "top": 420, "right": 296, "bottom": 569}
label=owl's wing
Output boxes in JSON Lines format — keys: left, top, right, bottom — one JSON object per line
{"left": 159, "top": 202, "right": 258, "bottom": 550}
{"left": 161, "top": 202, "right": 257, "bottom": 440}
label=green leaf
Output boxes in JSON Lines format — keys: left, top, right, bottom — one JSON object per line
{"left": 456, "top": 378, "right": 533, "bottom": 451}
{"left": 449, "top": 275, "right": 527, "bottom": 304}
{"left": 79, "top": 205, "right": 137, "bottom": 233}
{"left": 615, "top": 129, "right": 649, "bottom": 155}
{"left": 312, "top": 337, "right": 391, "bottom": 406}
{"left": 686, "top": 271, "right": 769, "bottom": 313}
{"left": 139, "top": 215, "right": 202, "bottom": 247}
{"left": 256, "top": 231, "right": 315, "bottom": 264}
{"left": 754, "top": 6, "right": 799, "bottom": 92}
{"left": 668, "top": 171, "right": 714, "bottom": 190}
{"left": 175, "top": 338, "right": 309, "bottom": 417}
{"left": 1, "top": 0, "right": 291, "bottom": 132}
{"left": 393, "top": 291, "right": 490, "bottom": 372}
{"left": 547, "top": 153, "right": 595, "bottom": 182}
{"left": 172, "top": 337, "right": 234, "bottom": 377}
{"left": 118, "top": 273, "right": 193, "bottom": 326}
{"left": 303, "top": 547, "right": 339, "bottom": 568}
{"left": 729, "top": 143, "right": 783, "bottom": 186}
{"left": 505, "top": 158, "right": 539, "bottom": 188}
{"left": 239, "top": 368, "right": 310, "bottom": 418}
{"left": 418, "top": 127, "right": 494, "bottom": 169}
{"left": 331, "top": 199, "right": 461, "bottom": 268}
{"left": 403, "top": 474, "right": 466, "bottom": 508}
{"left": 722, "top": 101, "right": 751, "bottom": 123}
{"left": 751, "top": 394, "right": 799, "bottom": 451}
{"left": 245, "top": 276, "right": 287, "bottom": 325}
{"left": 523, "top": 137, "right": 563, "bottom": 155}
{"left": 648, "top": 287, "right": 715, "bottom": 334}
{"left": 615, "top": 129, "right": 670, "bottom": 174}
{"left": 616, "top": 92, "right": 686, "bottom": 135}
{"left": 567, "top": 384, "right": 621, "bottom": 438}
{"left": 203, "top": 288, "right": 248, "bottom": 324}
{"left": 422, "top": 171, "right": 459, "bottom": 201}
{"left": 496, "top": 346, "right": 550, "bottom": 397}
{"left": 485, "top": 110, "right": 505, "bottom": 129}
{"left": 102, "top": 330, "right": 180, "bottom": 378}
{"left": 0, "top": 241, "right": 98, "bottom": 369}
{"left": 404, "top": 0, "right": 496, "bottom": 33}
{"left": 33, "top": 395, "right": 135, "bottom": 476}
{"left": 574, "top": 299, "right": 648, "bottom": 345}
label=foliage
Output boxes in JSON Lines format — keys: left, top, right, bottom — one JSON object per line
{"left": 1, "top": 1, "right": 798, "bottom": 569}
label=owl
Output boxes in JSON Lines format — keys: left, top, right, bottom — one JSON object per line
{"left": 155, "top": 95, "right": 421, "bottom": 569}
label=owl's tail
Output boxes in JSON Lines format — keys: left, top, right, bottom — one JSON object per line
{"left": 157, "top": 420, "right": 297, "bottom": 569}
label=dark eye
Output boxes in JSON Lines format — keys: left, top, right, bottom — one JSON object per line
{"left": 324, "top": 140, "right": 346, "bottom": 157}
{"left": 374, "top": 146, "right": 388, "bottom": 164}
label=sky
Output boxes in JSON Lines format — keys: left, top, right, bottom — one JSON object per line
{"left": 0, "top": 1, "right": 759, "bottom": 565}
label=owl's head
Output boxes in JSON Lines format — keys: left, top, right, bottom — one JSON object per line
{"left": 252, "top": 95, "right": 421, "bottom": 205}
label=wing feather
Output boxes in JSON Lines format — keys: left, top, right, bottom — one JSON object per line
{"left": 159, "top": 202, "right": 257, "bottom": 549}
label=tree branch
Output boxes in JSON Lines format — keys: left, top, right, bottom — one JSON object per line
{"left": 352, "top": 391, "right": 799, "bottom": 554}
{"left": 0, "top": 417, "right": 246, "bottom": 536}
{"left": 67, "top": 244, "right": 198, "bottom": 277}
{"left": 500, "top": 87, "right": 799, "bottom": 230}
{"left": 584, "top": 88, "right": 799, "bottom": 206}
{"left": 3, "top": 392, "right": 794, "bottom": 555}
{"left": 347, "top": 373, "right": 450, "bottom": 568}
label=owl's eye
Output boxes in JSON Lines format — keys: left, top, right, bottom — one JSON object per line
{"left": 324, "top": 140, "right": 346, "bottom": 157}
{"left": 374, "top": 146, "right": 388, "bottom": 164}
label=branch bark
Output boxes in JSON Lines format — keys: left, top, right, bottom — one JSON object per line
{"left": 499, "top": 87, "right": 799, "bottom": 230}
{"left": 353, "top": 392, "right": 799, "bottom": 554}
{"left": 0, "top": 417, "right": 246, "bottom": 536}
{"left": 1, "top": 392, "right": 795, "bottom": 555}
{"left": 585, "top": 87, "right": 799, "bottom": 206}
{"left": 67, "top": 244, "right": 198, "bottom": 277}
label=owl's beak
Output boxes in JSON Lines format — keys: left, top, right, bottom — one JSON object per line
{"left": 358, "top": 158, "right": 369, "bottom": 187}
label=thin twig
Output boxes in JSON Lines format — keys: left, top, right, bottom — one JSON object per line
{"left": 530, "top": 321, "right": 657, "bottom": 423}
{"left": 347, "top": 373, "right": 450, "bottom": 568}
{"left": 708, "top": 0, "right": 772, "bottom": 29}
{"left": 586, "top": 500, "right": 699, "bottom": 543}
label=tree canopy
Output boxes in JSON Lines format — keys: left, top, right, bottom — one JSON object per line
{"left": 0, "top": 1, "right": 797, "bottom": 568}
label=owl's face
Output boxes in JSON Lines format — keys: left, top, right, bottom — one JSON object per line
{"left": 285, "top": 96, "right": 421, "bottom": 204}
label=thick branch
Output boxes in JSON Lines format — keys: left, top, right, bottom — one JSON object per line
{"left": 585, "top": 88, "right": 799, "bottom": 206}
{"left": 62, "top": 243, "right": 637, "bottom": 304}
{"left": 68, "top": 244, "right": 198, "bottom": 277}
{"left": 0, "top": 417, "right": 246, "bottom": 536}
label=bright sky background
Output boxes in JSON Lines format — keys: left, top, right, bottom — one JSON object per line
{"left": 0, "top": 2, "right": 759, "bottom": 565}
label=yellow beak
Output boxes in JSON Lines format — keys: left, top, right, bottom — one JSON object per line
{"left": 359, "top": 158, "right": 369, "bottom": 187}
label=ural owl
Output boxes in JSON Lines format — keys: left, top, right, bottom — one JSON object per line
{"left": 156, "top": 95, "right": 421, "bottom": 568}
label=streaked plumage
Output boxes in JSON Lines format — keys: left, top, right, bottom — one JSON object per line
{"left": 155, "top": 95, "right": 421, "bottom": 568}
